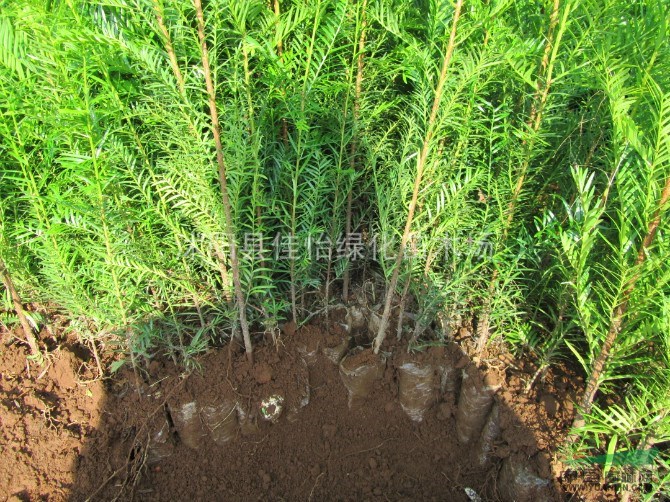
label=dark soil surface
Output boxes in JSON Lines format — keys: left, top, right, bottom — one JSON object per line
{"left": 1, "top": 318, "right": 615, "bottom": 501}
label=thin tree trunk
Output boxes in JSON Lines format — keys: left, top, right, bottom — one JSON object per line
{"left": 193, "top": 0, "right": 253, "bottom": 363}
{"left": 273, "top": 0, "right": 283, "bottom": 55}
{"left": 290, "top": 207, "right": 298, "bottom": 324}
{"left": 153, "top": 0, "right": 185, "bottom": 96}
{"left": 273, "top": 0, "right": 289, "bottom": 145}
{"left": 0, "top": 258, "right": 40, "bottom": 357}
{"left": 151, "top": 3, "right": 233, "bottom": 311}
{"left": 476, "top": 0, "right": 562, "bottom": 354}
{"left": 572, "top": 176, "right": 670, "bottom": 429}
{"left": 342, "top": 0, "right": 367, "bottom": 304}
{"left": 396, "top": 269, "right": 412, "bottom": 341}
{"left": 324, "top": 245, "right": 334, "bottom": 328}
{"left": 373, "top": 0, "right": 464, "bottom": 354}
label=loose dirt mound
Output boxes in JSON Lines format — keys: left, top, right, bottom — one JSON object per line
{"left": 1, "top": 321, "right": 611, "bottom": 501}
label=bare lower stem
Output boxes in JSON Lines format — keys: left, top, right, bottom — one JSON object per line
{"left": 89, "top": 336, "right": 104, "bottom": 379}
{"left": 525, "top": 363, "right": 548, "bottom": 395}
{"left": 396, "top": 271, "right": 412, "bottom": 341}
{"left": 0, "top": 258, "right": 40, "bottom": 358}
{"left": 325, "top": 251, "right": 333, "bottom": 328}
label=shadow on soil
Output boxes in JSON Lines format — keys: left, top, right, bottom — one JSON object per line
{"left": 1, "top": 307, "right": 584, "bottom": 501}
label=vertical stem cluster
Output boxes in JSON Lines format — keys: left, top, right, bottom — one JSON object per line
{"left": 373, "top": 0, "right": 464, "bottom": 354}
{"left": 193, "top": 0, "right": 253, "bottom": 362}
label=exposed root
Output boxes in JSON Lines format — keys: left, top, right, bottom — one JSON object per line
{"left": 338, "top": 437, "right": 397, "bottom": 460}
{"left": 307, "top": 471, "right": 325, "bottom": 501}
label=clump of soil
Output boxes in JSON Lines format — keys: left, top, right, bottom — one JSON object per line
{"left": 0, "top": 320, "right": 616, "bottom": 501}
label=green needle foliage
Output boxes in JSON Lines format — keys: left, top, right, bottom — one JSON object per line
{"left": 0, "top": 0, "right": 668, "bottom": 497}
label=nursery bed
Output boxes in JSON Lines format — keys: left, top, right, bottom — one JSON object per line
{"left": 1, "top": 320, "right": 613, "bottom": 501}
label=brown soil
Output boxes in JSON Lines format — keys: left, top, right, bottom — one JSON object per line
{"left": 0, "top": 319, "right": 617, "bottom": 501}
{"left": 0, "top": 331, "right": 104, "bottom": 500}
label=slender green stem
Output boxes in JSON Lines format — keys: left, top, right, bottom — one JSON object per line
{"left": 193, "top": 0, "right": 253, "bottom": 362}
